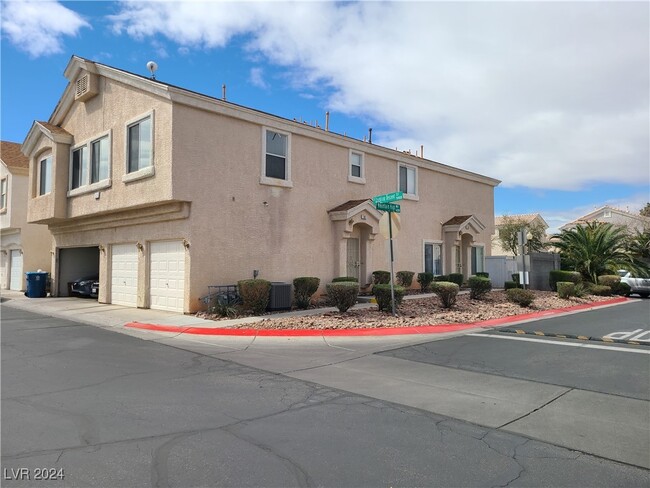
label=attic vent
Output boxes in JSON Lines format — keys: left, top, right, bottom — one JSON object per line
{"left": 74, "top": 73, "right": 98, "bottom": 102}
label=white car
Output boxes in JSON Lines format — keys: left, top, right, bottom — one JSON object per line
{"left": 618, "top": 270, "right": 650, "bottom": 298}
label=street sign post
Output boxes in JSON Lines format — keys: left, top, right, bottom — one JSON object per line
{"left": 375, "top": 202, "right": 401, "bottom": 213}
{"left": 372, "top": 191, "right": 403, "bottom": 205}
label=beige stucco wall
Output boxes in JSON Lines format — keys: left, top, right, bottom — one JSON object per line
{"left": 1, "top": 167, "right": 52, "bottom": 290}
{"left": 171, "top": 103, "right": 495, "bottom": 309}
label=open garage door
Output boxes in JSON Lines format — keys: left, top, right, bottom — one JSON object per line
{"left": 111, "top": 243, "right": 138, "bottom": 307}
{"left": 150, "top": 240, "right": 185, "bottom": 312}
{"left": 58, "top": 247, "right": 100, "bottom": 297}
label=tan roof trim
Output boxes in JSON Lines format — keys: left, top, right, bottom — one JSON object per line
{"left": 22, "top": 121, "right": 73, "bottom": 157}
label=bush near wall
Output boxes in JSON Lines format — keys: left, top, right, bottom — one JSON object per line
{"left": 237, "top": 279, "right": 272, "bottom": 315}
{"left": 417, "top": 272, "right": 434, "bottom": 292}
{"left": 549, "top": 270, "right": 582, "bottom": 291}
{"left": 373, "top": 284, "right": 406, "bottom": 312}
{"left": 476, "top": 272, "right": 490, "bottom": 278}
{"left": 433, "top": 275, "right": 450, "bottom": 282}
{"left": 506, "top": 288, "right": 535, "bottom": 307}
{"left": 372, "top": 270, "right": 391, "bottom": 285}
{"left": 332, "top": 276, "right": 358, "bottom": 283}
{"left": 396, "top": 271, "right": 415, "bottom": 288}
{"left": 557, "top": 281, "right": 576, "bottom": 299}
{"left": 448, "top": 273, "right": 464, "bottom": 287}
{"left": 504, "top": 281, "right": 520, "bottom": 290}
{"left": 468, "top": 276, "right": 492, "bottom": 300}
{"left": 293, "top": 277, "right": 320, "bottom": 309}
{"left": 326, "top": 282, "right": 359, "bottom": 312}
{"left": 431, "top": 281, "right": 459, "bottom": 308}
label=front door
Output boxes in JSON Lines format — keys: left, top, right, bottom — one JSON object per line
{"left": 346, "top": 238, "right": 360, "bottom": 280}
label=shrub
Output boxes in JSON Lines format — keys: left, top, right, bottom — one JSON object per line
{"left": 326, "top": 282, "right": 359, "bottom": 312}
{"left": 431, "top": 281, "right": 459, "bottom": 308}
{"left": 448, "top": 273, "right": 464, "bottom": 287}
{"left": 616, "top": 282, "right": 631, "bottom": 296}
{"left": 557, "top": 281, "right": 576, "bottom": 299}
{"left": 598, "top": 275, "right": 620, "bottom": 288}
{"left": 237, "top": 279, "right": 271, "bottom": 315}
{"left": 504, "top": 281, "right": 519, "bottom": 290}
{"left": 468, "top": 276, "right": 492, "bottom": 300}
{"left": 512, "top": 273, "right": 520, "bottom": 284}
{"left": 396, "top": 271, "right": 415, "bottom": 288}
{"left": 433, "top": 275, "right": 450, "bottom": 282}
{"left": 573, "top": 282, "right": 588, "bottom": 298}
{"left": 332, "top": 276, "right": 358, "bottom": 283}
{"left": 589, "top": 285, "right": 612, "bottom": 296}
{"left": 549, "top": 270, "right": 582, "bottom": 291}
{"left": 476, "top": 272, "right": 490, "bottom": 278}
{"left": 209, "top": 300, "right": 239, "bottom": 318}
{"left": 372, "top": 270, "right": 391, "bottom": 285}
{"left": 507, "top": 288, "right": 535, "bottom": 307}
{"left": 417, "top": 272, "right": 434, "bottom": 292}
{"left": 373, "top": 284, "right": 406, "bottom": 312}
{"left": 293, "top": 277, "right": 320, "bottom": 309}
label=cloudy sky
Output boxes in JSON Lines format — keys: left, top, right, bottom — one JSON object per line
{"left": 2, "top": 0, "right": 648, "bottom": 231}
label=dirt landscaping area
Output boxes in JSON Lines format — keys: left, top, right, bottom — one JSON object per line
{"left": 197, "top": 291, "right": 616, "bottom": 331}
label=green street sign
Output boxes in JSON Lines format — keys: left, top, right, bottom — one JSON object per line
{"left": 372, "top": 191, "right": 403, "bottom": 204}
{"left": 376, "top": 202, "right": 401, "bottom": 213}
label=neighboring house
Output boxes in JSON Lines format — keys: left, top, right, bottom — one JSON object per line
{"left": 21, "top": 56, "right": 500, "bottom": 313}
{"left": 560, "top": 205, "right": 650, "bottom": 234}
{"left": 491, "top": 213, "right": 549, "bottom": 256}
{"left": 1, "top": 141, "right": 52, "bottom": 291}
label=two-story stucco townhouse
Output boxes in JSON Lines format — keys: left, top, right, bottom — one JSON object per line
{"left": 22, "top": 56, "right": 500, "bottom": 313}
{"left": 560, "top": 205, "right": 650, "bottom": 234}
{"left": 1, "top": 141, "right": 52, "bottom": 291}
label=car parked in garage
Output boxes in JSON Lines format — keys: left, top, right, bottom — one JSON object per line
{"left": 70, "top": 276, "right": 99, "bottom": 298}
{"left": 618, "top": 270, "right": 650, "bottom": 298}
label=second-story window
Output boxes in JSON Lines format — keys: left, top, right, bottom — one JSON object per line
{"left": 71, "top": 146, "right": 87, "bottom": 190}
{"left": 127, "top": 116, "right": 152, "bottom": 173}
{"left": 69, "top": 133, "right": 111, "bottom": 193}
{"left": 39, "top": 155, "right": 52, "bottom": 196}
{"left": 348, "top": 150, "right": 366, "bottom": 184}
{"left": 265, "top": 130, "right": 288, "bottom": 180}
{"left": 398, "top": 164, "right": 417, "bottom": 195}
{"left": 0, "top": 178, "right": 7, "bottom": 210}
{"left": 91, "top": 136, "right": 109, "bottom": 183}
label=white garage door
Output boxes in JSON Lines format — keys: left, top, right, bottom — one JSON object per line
{"left": 9, "top": 250, "right": 23, "bottom": 291}
{"left": 149, "top": 240, "right": 185, "bottom": 312}
{"left": 111, "top": 243, "right": 138, "bottom": 307}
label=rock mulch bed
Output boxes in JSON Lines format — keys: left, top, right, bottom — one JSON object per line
{"left": 197, "top": 291, "right": 614, "bottom": 330}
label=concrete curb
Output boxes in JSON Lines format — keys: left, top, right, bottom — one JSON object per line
{"left": 125, "top": 297, "right": 631, "bottom": 337}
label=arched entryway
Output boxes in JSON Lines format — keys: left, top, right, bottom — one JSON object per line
{"left": 442, "top": 215, "right": 486, "bottom": 281}
{"left": 328, "top": 199, "right": 382, "bottom": 285}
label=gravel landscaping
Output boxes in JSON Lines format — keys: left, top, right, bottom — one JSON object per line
{"left": 197, "top": 290, "right": 616, "bottom": 331}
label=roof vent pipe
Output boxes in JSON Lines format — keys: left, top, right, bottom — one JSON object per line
{"left": 325, "top": 111, "right": 330, "bottom": 131}
{"left": 222, "top": 84, "right": 226, "bottom": 101}
{"left": 368, "top": 128, "right": 373, "bottom": 144}
{"left": 420, "top": 144, "right": 424, "bottom": 159}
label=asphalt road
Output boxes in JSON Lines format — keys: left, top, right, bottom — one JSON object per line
{"left": 2, "top": 305, "right": 649, "bottom": 487}
{"left": 379, "top": 300, "right": 650, "bottom": 400}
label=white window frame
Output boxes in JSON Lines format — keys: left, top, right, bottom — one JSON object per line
{"left": 67, "top": 130, "right": 112, "bottom": 197}
{"left": 471, "top": 244, "right": 485, "bottom": 275}
{"left": 260, "top": 126, "right": 293, "bottom": 188}
{"left": 348, "top": 149, "right": 366, "bottom": 184}
{"left": 38, "top": 154, "right": 52, "bottom": 196}
{"left": 397, "top": 162, "right": 418, "bottom": 201}
{"left": 423, "top": 240, "right": 443, "bottom": 276}
{"left": 0, "top": 177, "right": 7, "bottom": 211}
{"left": 123, "top": 110, "right": 155, "bottom": 183}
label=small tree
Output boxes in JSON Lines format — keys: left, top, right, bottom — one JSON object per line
{"left": 640, "top": 203, "right": 650, "bottom": 218}
{"left": 496, "top": 216, "right": 547, "bottom": 256}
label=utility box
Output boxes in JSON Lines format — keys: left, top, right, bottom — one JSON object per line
{"left": 268, "top": 282, "right": 292, "bottom": 311}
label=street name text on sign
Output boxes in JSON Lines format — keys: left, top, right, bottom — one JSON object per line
{"left": 376, "top": 202, "right": 401, "bottom": 213}
{"left": 372, "top": 191, "right": 403, "bottom": 205}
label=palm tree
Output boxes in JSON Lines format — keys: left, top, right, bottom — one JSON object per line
{"left": 553, "top": 222, "right": 648, "bottom": 283}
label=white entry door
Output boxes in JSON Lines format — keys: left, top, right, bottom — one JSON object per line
{"left": 9, "top": 250, "right": 23, "bottom": 290}
{"left": 111, "top": 243, "right": 138, "bottom": 306}
{"left": 149, "top": 240, "right": 185, "bottom": 312}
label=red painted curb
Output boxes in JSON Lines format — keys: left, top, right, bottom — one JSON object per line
{"left": 124, "top": 297, "right": 630, "bottom": 337}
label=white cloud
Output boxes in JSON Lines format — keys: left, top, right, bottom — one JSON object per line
{"left": 249, "top": 67, "right": 268, "bottom": 90}
{"left": 1, "top": 0, "right": 89, "bottom": 57}
{"left": 108, "top": 1, "right": 649, "bottom": 191}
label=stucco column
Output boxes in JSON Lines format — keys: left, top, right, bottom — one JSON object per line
{"left": 137, "top": 242, "right": 147, "bottom": 308}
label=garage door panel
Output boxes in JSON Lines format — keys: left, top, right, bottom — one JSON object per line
{"left": 111, "top": 244, "right": 138, "bottom": 307}
{"left": 150, "top": 240, "right": 185, "bottom": 312}
{"left": 9, "top": 250, "right": 23, "bottom": 291}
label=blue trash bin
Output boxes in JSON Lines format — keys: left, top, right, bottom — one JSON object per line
{"left": 25, "top": 271, "right": 49, "bottom": 298}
